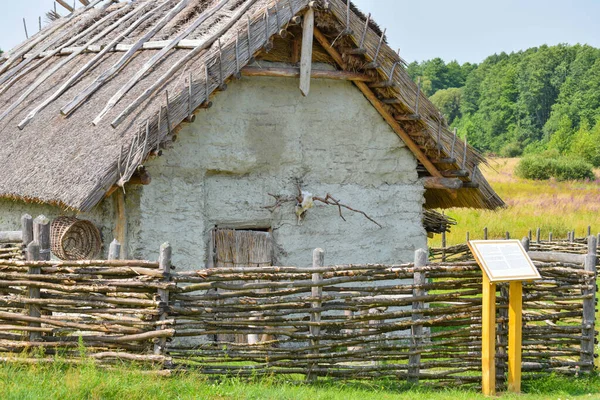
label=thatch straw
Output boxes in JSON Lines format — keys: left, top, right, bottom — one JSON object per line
{"left": 0, "top": 0, "right": 503, "bottom": 212}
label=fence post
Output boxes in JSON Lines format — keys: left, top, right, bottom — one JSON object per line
{"left": 505, "top": 232, "right": 510, "bottom": 240}
{"left": 536, "top": 228, "right": 541, "bottom": 244}
{"left": 154, "top": 242, "right": 172, "bottom": 357}
{"left": 21, "top": 214, "right": 33, "bottom": 248}
{"left": 108, "top": 239, "right": 121, "bottom": 260}
{"left": 587, "top": 226, "right": 591, "bottom": 237}
{"left": 33, "top": 216, "right": 50, "bottom": 261}
{"left": 308, "top": 248, "right": 324, "bottom": 381}
{"left": 581, "top": 235, "right": 597, "bottom": 374}
{"left": 466, "top": 232, "right": 470, "bottom": 242}
{"left": 484, "top": 227, "right": 488, "bottom": 240}
{"left": 528, "top": 230, "right": 532, "bottom": 242}
{"left": 549, "top": 232, "right": 553, "bottom": 242}
{"left": 441, "top": 231, "right": 447, "bottom": 262}
{"left": 409, "top": 248, "right": 427, "bottom": 384}
{"left": 26, "top": 241, "right": 41, "bottom": 341}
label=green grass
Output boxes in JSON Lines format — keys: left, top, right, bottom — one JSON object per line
{"left": 429, "top": 158, "right": 600, "bottom": 247}
{"left": 1, "top": 362, "right": 599, "bottom": 399}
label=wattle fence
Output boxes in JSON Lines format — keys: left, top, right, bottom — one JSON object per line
{"left": 0, "top": 216, "right": 597, "bottom": 389}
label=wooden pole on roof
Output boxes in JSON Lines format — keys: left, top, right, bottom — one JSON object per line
{"left": 312, "top": 27, "right": 443, "bottom": 179}
{"left": 61, "top": 0, "right": 189, "bottom": 118}
{"left": 93, "top": 0, "right": 230, "bottom": 126}
{"left": 56, "top": 0, "right": 74, "bottom": 12}
{"left": 22, "top": 18, "right": 29, "bottom": 39}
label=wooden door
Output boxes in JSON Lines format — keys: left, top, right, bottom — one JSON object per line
{"left": 212, "top": 229, "right": 273, "bottom": 344}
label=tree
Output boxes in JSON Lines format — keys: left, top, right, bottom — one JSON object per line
{"left": 430, "top": 88, "right": 462, "bottom": 124}
{"left": 547, "top": 115, "right": 574, "bottom": 155}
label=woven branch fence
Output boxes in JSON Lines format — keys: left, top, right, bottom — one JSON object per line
{"left": 431, "top": 227, "right": 600, "bottom": 263}
{"left": 0, "top": 233, "right": 596, "bottom": 388}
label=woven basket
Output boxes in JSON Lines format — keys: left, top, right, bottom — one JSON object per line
{"left": 51, "top": 217, "right": 102, "bottom": 260}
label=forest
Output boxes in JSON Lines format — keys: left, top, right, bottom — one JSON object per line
{"left": 407, "top": 44, "right": 600, "bottom": 167}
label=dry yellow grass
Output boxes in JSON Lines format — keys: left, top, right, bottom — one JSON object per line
{"left": 429, "top": 158, "right": 600, "bottom": 246}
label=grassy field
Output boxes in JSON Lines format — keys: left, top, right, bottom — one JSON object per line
{"left": 429, "top": 158, "right": 600, "bottom": 247}
{"left": 1, "top": 363, "right": 599, "bottom": 400}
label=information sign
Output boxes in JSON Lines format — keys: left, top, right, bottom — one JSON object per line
{"left": 468, "top": 240, "right": 541, "bottom": 282}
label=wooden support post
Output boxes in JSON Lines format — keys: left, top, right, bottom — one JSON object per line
{"left": 536, "top": 228, "right": 541, "bottom": 244}
{"left": 587, "top": 226, "right": 591, "bottom": 237}
{"left": 108, "top": 239, "right": 121, "bottom": 260}
{"left": 506, "top": 237, "right": 529, "bottom": 393}
{"left": 33, "top": 215, "right": 50, "bottom": 261}
{"left": 154, "top": 242, "right": 172, "bottom": 358}
{"left": 484, "top": 227, "right": 488, "bottom": 240}
{"left": 508, "top": 280, "right": 523, "bottom": 393}
{"left": 114, "top": 190, "right": 127, "bottom": 259}
{"left": 308, "top": 248, "right": 324, "bottom": 381}
{"left": 26, "top": 241, "right": 41, "bottom": 341}
{"left": 581, "top": 235, "right": 597, "bottom": 374}
{"left": 409, "top": 249, "right": 427, "bottom": 384}
{"left": 528, "top": 230, "right": 532, "bottom": 242}
{"left": 482, "top": 274, "right": 497, "bottom": 396}
{"left": 505, "top": 231, "right": 510, "bottom": 240}
{"left": 21, "top": 214, "right": 33, "bottom": 247}
{"left": 466, "top": 232, "right": 470, "bottom": 242}
{"left": 496, "top": 283, "right": 508, "bottom": 391}
{"left": 549, "top": 232, "right": 553, "bottom": 242}
{"left": 299, "top": 7, "right": 314, "bottom": 96}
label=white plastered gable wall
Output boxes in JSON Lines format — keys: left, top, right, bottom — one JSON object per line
{"left": 126, "top": 63, "right": 427, "bottom": 270}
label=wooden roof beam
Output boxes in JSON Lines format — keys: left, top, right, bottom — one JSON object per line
{"left": 313, "top": 27, "right": 443, "bottom": 179}
{"left": 423, "top": 177, "right": 463, "bottom": 190}
{"left": 241, "top": 66, "right": 374, "bottom": 82}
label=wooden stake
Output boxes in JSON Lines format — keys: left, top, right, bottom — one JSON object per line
{"left": 299, "top": 7, "right": 314, "bottom": 96}
{"left": 581, "top": 235, "right": 597, "bottom": 373}
{"left": 307, "top": 248, "right": 323, "bottom": 381}
{"left": 26, "top": 241, "right": 41, "bottom": 341}
{"left": 33, "top": 216, "right": 50, "bottom": 261}
{"left": 154, "top": 242, "right": 172, "bottom": 358}
{"left": 481, "top": 273, "right": 496, "bottom": 396}
{"left": 108, "top": 239, "right": 121, "bottom": 261}
{"left": 408, "top": 248, "right": 427, "bottom": 384}
{"left": 21, "top": 214, "right": 33, "bottom": 247}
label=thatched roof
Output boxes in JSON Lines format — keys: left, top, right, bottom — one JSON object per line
{"left": 0, "top": 0, "right": 504, "bottom": 211}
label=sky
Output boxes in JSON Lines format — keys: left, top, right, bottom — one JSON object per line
{"left": 2, "top": 0, "right": 600, "bottom": 64}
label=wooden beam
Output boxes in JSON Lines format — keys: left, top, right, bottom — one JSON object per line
{"left": 79, "top": 0, "right": 90, "bottom": 5}
{"left": 241, "top": 66, "right": 374, "bottom": 82}
{"left": 313, "top": 28, "right": 442, "bottom": 179}
{"left": 527, "top": 251, "right": 585, "bottom": 264}
{"left": 299, "top": 7, "right": 314, "bottom": 96}
{"left": 55, "top": 0, "right": 74, "bottom": 12}
{"left": 431, "top": 157, "right": 457, "bottom": 164}
{"left": 291, "top": 38, "right": 300, "bottom": 64}
{"left": 422, "top": 177, "right": 463, "bottom": 190}
{"left": 395, "top": 113, "right": 421, "bottom": 121}
{"left": 441, "top": 169, "right": 470, "bottom": 178}
{"left": 0, "top": 231, "right": 22, "bottom": 243}
{"left": 113, "top": 190, "right": 127, "bottom": 259}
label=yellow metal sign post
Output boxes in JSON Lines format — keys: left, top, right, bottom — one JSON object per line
{"left": 468, "top": 240, "right": 541, "bottom": 396}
